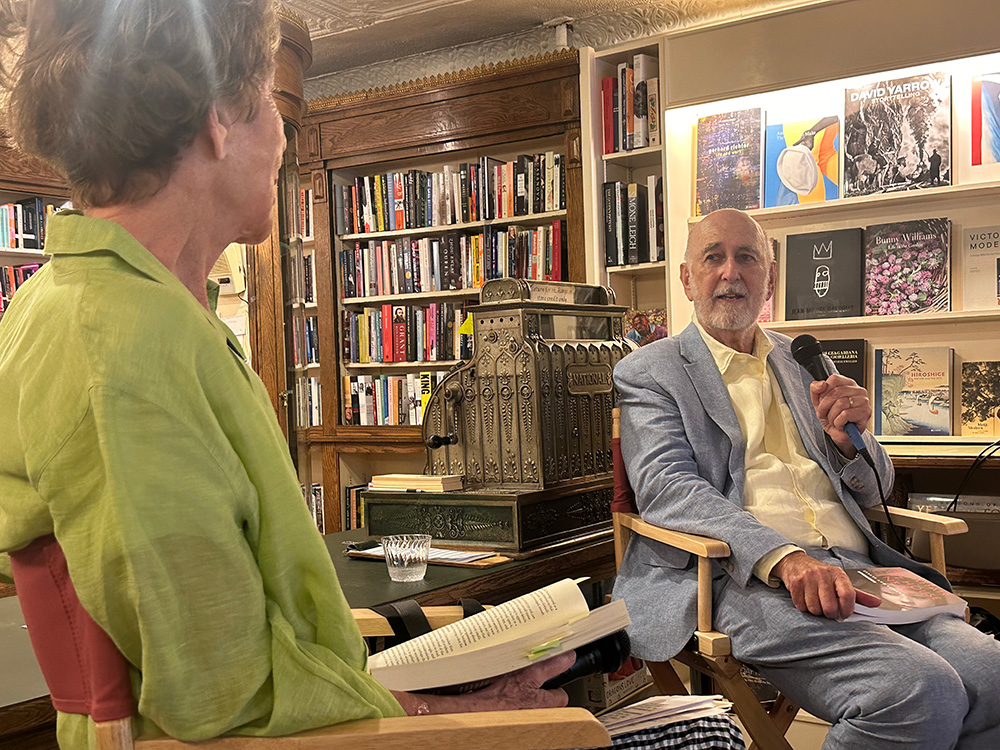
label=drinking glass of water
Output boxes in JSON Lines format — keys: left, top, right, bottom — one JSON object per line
{"left": 382, "top": 534, "right": 432, "bottom": 582}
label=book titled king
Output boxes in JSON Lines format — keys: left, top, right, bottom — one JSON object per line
{"left": 785, "top": 229, "right": 863, "bottom": 320}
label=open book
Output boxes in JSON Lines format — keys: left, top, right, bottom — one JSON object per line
{"left": 367, "top": 579, "right": 630, "bottom": 691}
{"left": 845, "top": 567, "right": 967, "bottom": 625}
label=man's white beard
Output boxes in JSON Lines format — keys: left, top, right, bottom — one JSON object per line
{"left": 694, "top": 283, "right": 767, "bottom": 331}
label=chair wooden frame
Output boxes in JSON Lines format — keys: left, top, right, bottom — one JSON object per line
{"left": 610, "top": 408, "right": 968, "bottom": 750}
{"left": 11, "top": 540, "right": 611, "bottom": 750}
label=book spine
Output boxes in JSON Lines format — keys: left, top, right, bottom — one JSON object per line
{"left": 602, "top": 77, "right": 615, "bottom": 155}
{"left": 647, "top": 77, "right": 661, "bottom": 148}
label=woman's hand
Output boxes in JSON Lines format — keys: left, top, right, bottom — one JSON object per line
{"left": 391, "top": 651, "right": 575, "bottom": 715}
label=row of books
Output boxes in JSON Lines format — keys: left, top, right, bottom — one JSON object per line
{"left": 333, "top": 153, "right": 567, "bottom": 236}
{"left": 602, "top": 53, "right": 660, "bottom": 154}
{"left": 291, "top": 314, "right": 319, "bottom": 367}
{"left": 299, "top": 188, "right": 314, "bottom": 241}
{"left": 782, "top": 218, "right": 1000, "bottom": 321}
{"left": 0, "top": 197, "right": 56, "bottom": 250}
{"left": 0, "top": 262, "right": 40, "bottom": 312}
{"left": 695, "top": 71, "right": 957, "bottom": 214}
{"left": 342, "top": 484, "right": 366, "bottom": 531}
{"left": 295, "top": 375, "right": 322, "bottom": 428}
{"left": 874, "top": 347, "right": 1000, "bottom": 438}
{"left": 341, "top": 370, "right": 451, "bottom": 426}
{"left": 602, "top": 177, "right": 664, "bottom": 267}
{"left": 301, "top": 483, "right": 325, "bottom": 534}
{"left": 288, "top": 250, "right": 317, "bottom": 305}
{"left": 340, "top": 221, "right": 567, "bottom": 298}
{"left": 342, "top": 302, "right": 472, "bottom": 365}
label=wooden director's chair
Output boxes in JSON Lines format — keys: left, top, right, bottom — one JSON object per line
{"left": 610, "top": 408, "right": 967, "bottom": 750}
{"left": 10, "top": 535, "right": 611, "bottom": 750}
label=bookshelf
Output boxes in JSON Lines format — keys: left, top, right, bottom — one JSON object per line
{"left": 0, "top": 138, "right": 71, "bottom": 318}
{"left": 576, "top": 0, "right": 1000, "bottom": 589}
{"left": 299, "top": 50, "right": 587, "bottom": 530}
{"left": 580, "top": 42, "right": 670, "bottom": 325}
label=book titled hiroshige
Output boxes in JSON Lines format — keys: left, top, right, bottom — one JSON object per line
{"left": 864, "top": 218, "right": 950, "bottom": 316}
{"left": 695, "top": 108, "right": 762, "bottom": 216}
{"left": 785, "top": 229, "right": 863, "bottom": 320}
{"left": 843, "top": 72, "right": 951, "bottom": 197}
{"left": 874, "top": 346, "right": 953, "bottom": 437}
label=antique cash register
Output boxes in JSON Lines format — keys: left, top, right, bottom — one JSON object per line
{"left": 363, "top": 279, "right": 633, "bottom": 551}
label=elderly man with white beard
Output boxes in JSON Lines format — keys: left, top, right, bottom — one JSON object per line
{"left": 611, "top": 208, "right": 1000, "bottom": 750}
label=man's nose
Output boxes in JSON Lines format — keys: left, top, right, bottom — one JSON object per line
{"left": 719, "top": 256, "right": 740, "bottom": 279}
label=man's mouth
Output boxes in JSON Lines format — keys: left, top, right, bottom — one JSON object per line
{"left": 716, "top": 291, "right": 745, "bottom": 301}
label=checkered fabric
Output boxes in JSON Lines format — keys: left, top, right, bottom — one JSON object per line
{"left": 604, "top": 716, "right": 746, "bottom": 750}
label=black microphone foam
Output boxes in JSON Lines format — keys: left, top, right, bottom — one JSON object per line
{"left": 540, "top": 630, "right": 631, "bottom": 690}
{"left": 790, "top": 334, "right": 834, "bottom": 382}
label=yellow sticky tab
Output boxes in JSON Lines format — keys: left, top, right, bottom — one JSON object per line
{"left": 528, "top": 639, "right": 563, "bottom": 660}
{"left": 459, "top": 313, "right": 474, "bottom": 336}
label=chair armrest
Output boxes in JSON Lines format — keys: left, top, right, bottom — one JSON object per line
{"left": 135, "top": 708, "right": 612, "bottom": 749}
{"left": 616, "top": 512, "right": 731, "bottom": 558}
{"left": 862, "top": 507, "right": 968, "bottom": 536}
{"left": 352, "top": 606, "right": 476, "bottom": 637}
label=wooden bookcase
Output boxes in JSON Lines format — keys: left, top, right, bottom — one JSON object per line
{"left": 577, "top": 0, "right": 1000, "bottom": 594}
{"left": 298, "top": 50, "right": 587, "bottom": 531}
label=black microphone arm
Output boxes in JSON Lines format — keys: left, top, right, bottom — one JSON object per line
{"left": 540, "top": 630, "right": 631, "bottom": 690}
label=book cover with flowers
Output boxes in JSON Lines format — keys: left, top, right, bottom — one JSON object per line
{"left": 863, "top": 218, "right": 950, "bottom": 316}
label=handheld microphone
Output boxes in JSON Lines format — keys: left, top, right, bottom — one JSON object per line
{"left": 540, "top": 630, "right": 630, "bottom": 690}
{"left": 790, "top": 334, "right": 867, "bottom": 455}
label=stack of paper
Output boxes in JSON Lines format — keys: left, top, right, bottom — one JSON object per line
{"left": 351, "top": 545, "right": 495, "bottom": 564}
{"left": 599, "top": 695, "right": 733, "bottom": 737}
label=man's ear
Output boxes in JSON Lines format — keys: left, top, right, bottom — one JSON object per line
{"left": 204, "top": 103, "right": 231, "bottom": 160}
{"left": 680, "top": 262, "right": 694, "bottom": 302}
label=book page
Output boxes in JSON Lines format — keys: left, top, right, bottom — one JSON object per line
{"left": 368, "top": 578, "right": 587, "bottom": 669}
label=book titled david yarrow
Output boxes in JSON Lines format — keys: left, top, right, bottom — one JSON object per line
{"left": 864, "top": 218, "right": 950, "bottom": 317}
{"left": 843, "top": 72, "right": 951, "bottom": 197}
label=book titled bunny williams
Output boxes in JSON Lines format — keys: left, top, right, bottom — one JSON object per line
{"left": 864, "top": 218, "right": 950, "bottom": 316}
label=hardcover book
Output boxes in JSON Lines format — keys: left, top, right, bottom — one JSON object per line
{"left": 961, "top": 360, "right": 1000, "bottom": 436}
{"left": 864, "top": 218, "right": 950, "bottom": 316}
{"left": 785, "top": 228, "right": 864, "bottom": 320}
{"left": 961, "top": 225, "right": 1000, "bottom": 310}
{"left": 695, "top": 108, "right": 762, "bottom": 216}
{"left": 367, "top": 578, "right": 630, "bottom": 691}
{"left": 874, "top": 346, "right": 953, "bottom": 436}
{"left": 843, "top": 568, "right": 966, "bottom": 625}
{"left": 624, "top": 309, "right": 669, "bottom": 347}
{"left": 819, "top": 339, "right": 867, "bottom": 387}
{"left": 763, "top": 116, "right": 840, "bottom": 207}
{"left": 971, "top": 73, "right": 1000, "bottom": 167}
{"left": 843, "top": 72, "right": 951, "bottom": 197}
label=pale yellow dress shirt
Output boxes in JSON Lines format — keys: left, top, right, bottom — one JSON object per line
{"left": 693, "top": 319, "right": 868, "bottom": 585}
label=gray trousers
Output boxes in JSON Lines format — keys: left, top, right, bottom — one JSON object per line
{"left": 712, "top": 548, "right": 1000, "bottom": 750}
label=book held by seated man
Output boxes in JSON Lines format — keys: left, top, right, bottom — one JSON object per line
{"left": 367, "top": 578, "right": 630, "bottom": 691}
{"left": 844, "top": 567, "right": 967, "bottom": 625}
{"left": 369, "top": 473, "right": 463, "bottom": 492}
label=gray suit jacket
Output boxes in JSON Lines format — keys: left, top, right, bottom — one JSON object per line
{"left": 611, "top": 322, "right": 948, "bottom": 661}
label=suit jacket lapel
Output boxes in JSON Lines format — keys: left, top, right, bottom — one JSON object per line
{"left": 766, "top": 333, "right": 830, "bottom": 467}
{"left": 678, "top": 324, "right": 746, "bottom": 474}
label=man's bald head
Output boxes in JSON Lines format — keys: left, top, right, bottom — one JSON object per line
{"left": 685, "top": 209, "right": 771, "bottom": 264}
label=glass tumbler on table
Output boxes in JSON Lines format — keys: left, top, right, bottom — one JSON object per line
{"left": 382, "top": 534, "right": 432, "bottom": 582}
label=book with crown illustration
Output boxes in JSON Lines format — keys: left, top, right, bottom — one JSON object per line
{"left": 367, "top": 578, "right": 630, "bottom": 691}
{"left": 784, "top": 228, "right": 864, "bottom": 320}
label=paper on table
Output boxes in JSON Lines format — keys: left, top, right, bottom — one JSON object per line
{"left": 600, "top": 695, "right": 732, "bottom": 737}
{"left": 368, "top": 578, "right": 588, "bottom": 668}
{"left": 351, "top": 545, "right": 494, "bottom": 564}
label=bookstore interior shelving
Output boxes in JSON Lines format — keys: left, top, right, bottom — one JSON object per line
{"left": 297, "top": 50, "right": 587, "bottom": 531}
{"left": 0, "top": 140, "right": 70, "bottom": 320}
{"left": 575, "top": 1, "right": 1000, "bottom": 596}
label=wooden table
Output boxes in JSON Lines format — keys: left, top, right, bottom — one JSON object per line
{"left": 0, "top": 530, "right": 615, "bottom": 749}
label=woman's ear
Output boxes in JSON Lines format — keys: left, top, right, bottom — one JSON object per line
{"left": 204, "top": 103, "right": 230, "bottom": 160}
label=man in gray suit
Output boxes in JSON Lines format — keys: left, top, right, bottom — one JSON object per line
{"left": 613, "top": 209, "right": 1000, "bottom": 749}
